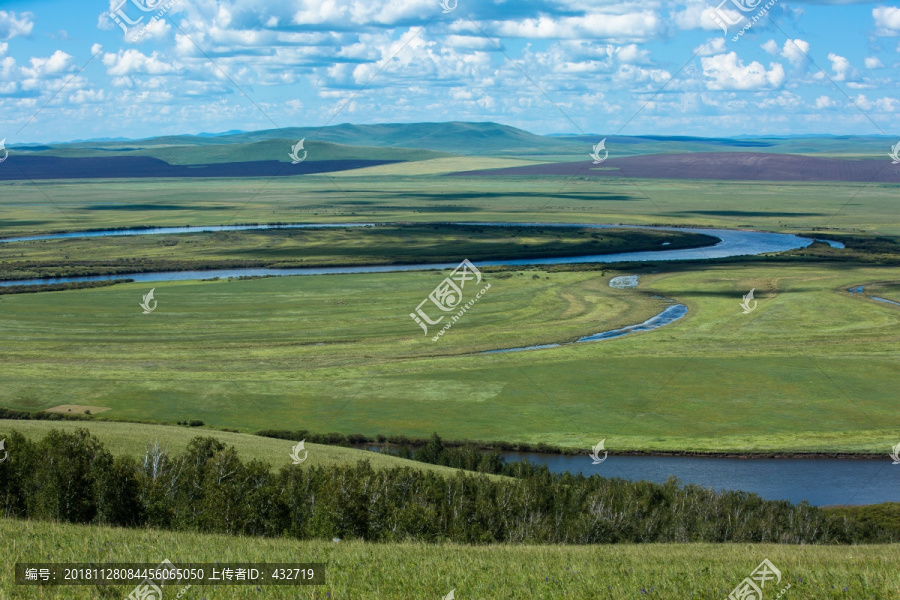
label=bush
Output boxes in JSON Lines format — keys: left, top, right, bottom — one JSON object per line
{"left": 0, "top": 429, "right": 885, "bottom": 545}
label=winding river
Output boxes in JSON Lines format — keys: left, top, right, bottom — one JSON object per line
{"left": 0, "top": 222, "right": 843, "bottom": 287}
{"left": 4, "top": 221, "right": 884, "bottom": 506}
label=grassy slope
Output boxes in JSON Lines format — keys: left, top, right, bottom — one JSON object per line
{"left": 0, "top": 419, "right": 464, "bottom": 476}
{"left": 3, "top": 518, "right": 898, "bottom": 599}
{"left": 327, "top": 156, "right": 544, "bottom": 176}
{"left": 1, "top": 262, "right": 899, "bottom": 453}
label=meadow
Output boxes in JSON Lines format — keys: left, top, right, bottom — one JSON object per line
{"left": 4, "top": 517, "right": 898, "bottom": 599}
{"left": 2, "top": 145, "right": 899, "bottom": 599}
{"left": 1, "top": 173, "right": 899, "bottom": 235}
{"left": 0, "top": 259, "right": 898, "bottom": 453}
{"left": 1, "top": 169, "right": 899, "bottom": 455}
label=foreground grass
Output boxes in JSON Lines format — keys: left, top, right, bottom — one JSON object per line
{"left": 0, "top": 419, "right": 468, "bottom": 476}
{"left": 4, "top": 518, "right": 898, "bottom": 599}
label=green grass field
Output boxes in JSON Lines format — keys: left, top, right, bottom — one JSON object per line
{"left": 1, "top": 260, "right": 898, "bottom": 453}
{"left": 4, "top": 517, "right": 898, "bottom": 599}
{"left": 2, "top": 146, "right": 899, "bottom": 598}
{"left": 1, "top": 170, "right": 899, "bottom": 454}
{"left": 1, "top": 175, "right": 899, "bottom": 236}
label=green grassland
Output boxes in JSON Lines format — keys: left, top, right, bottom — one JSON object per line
{"left": 0, "top": 224, "right": 715, "bottom": 280}
{"left": 0, "top": 419, "right": 464, "bottom": 476}
{"left": 326, "top": 156, "right": 543, "bottom": 176}
{"left": 1, "top": 175, "right": 898, "bottom": 236}
{"left": 0, "top": 260, "right": 898, "bottom": 453}
{"left": 1, "top": 168, "right": 899, "bottom": 454}
{"left": 3, "top": 517, "right": 898, "bottom": 599}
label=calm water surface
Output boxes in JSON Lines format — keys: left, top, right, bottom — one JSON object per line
{"left": 0, "top": 223, "right": 840, "bottom": 287}
{"left": 499, "top": 451, "right": 898, "bottom": 506}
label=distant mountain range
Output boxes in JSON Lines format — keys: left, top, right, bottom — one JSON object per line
{"left": 6, "top": 122, "right": 897, "bottom": 175}
{"left": 21, "top": 122, "right": 581, "bottom": 159}
{"left": 14, "top": 122, "right": 896, "bottom": 152}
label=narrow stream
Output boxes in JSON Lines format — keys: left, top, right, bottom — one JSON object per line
{"left": 483, "top": 304, "right": 687, "bottom": 353}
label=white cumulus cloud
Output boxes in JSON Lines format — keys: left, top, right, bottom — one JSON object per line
{"left": 101, "top": 49, "right": 179, "bottom": 76}
{"left": 695, "top": 38, "right": 727, "bottom": 56}
{"left": 492, "top": 12, "right": 663, "bottom": 41}
{"left": 827, "top": 53, "right": 858, "bottom": 81}
{"left": 873, "top": 6, "right": 900, "bottom": 35}
{"left": 780, "top": 39, "right": 810, "bottom": 68}
{"left": 0, "top": 11, "right": 33, "bottom": 40}
{"left": 701, "top": 52, "right": 785, "bottom": 90}
{"left": 815, "top": 95, "right": 835, "bottom": 109}
{"left": 21, "top": 50, "right": 73, "bottom": 79}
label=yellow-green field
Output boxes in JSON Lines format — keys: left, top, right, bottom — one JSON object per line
{"left": 4, "top": 517, "right": 898, "bottom": 599}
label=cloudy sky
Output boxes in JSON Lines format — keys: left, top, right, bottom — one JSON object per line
{"left": 1, "top": 0, "right": 898, "bottom": 142}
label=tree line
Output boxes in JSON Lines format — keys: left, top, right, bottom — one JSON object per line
{"left": 0, "top": 429, "right": 893, "bottom": 544}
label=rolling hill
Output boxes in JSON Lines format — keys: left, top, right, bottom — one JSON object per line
{"left": 6, "top": 123, "right": 899, "bottom": 180}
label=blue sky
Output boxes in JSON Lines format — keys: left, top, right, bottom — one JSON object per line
{"left": 0, "top": 0, "right": 898, "bottom": 142}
